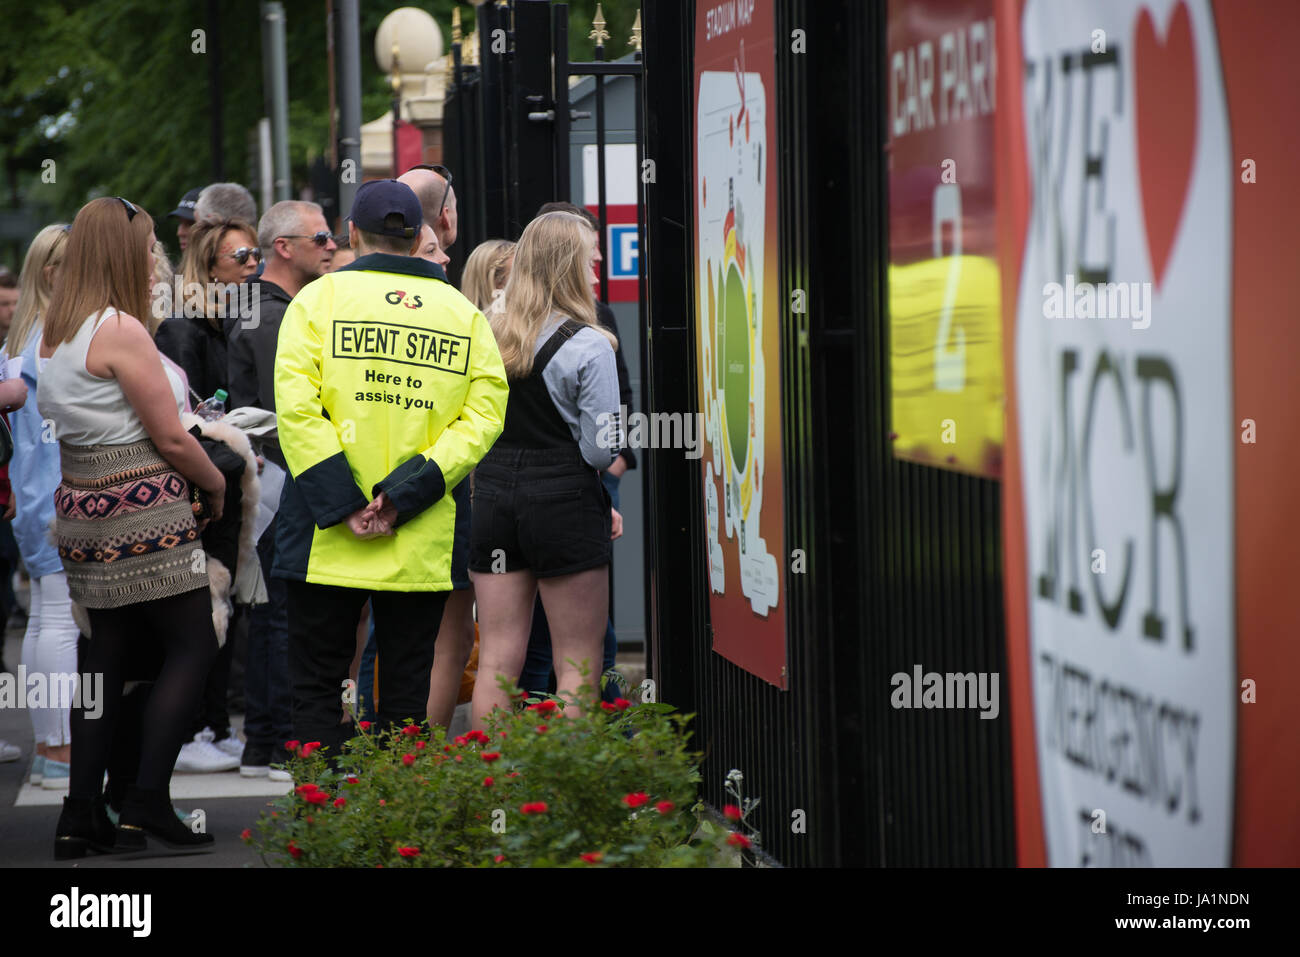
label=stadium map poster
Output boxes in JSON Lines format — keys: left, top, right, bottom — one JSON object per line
{"left": 694, "top": 0, "right": 786, "bottom": 688}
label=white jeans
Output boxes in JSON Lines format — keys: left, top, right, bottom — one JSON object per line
{"left": 19, "top": 572, "right": 80, "bottom": 747}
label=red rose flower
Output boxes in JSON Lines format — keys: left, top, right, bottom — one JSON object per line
{"left": 579, "top": 851, "right": 604, "bottom": 863}
{"left": 613, "top": 698, "right": 631, "bottom": 710}
{"left": 499, "top": 731, "right": 507, "bottom": 738}
{"left": 454, "top": 735, "right": 467, "bottom": 747}
{"left": 241, "top": 828, "right": 252, "bottom": 842}
{"left": 599, "top": 701, "right": 616, "bottom": 712}
{"left": 299, "top": 741, "right": 321, "bottom": 758}
{"left": 402, "top": 725, "right": 420, "bottom": 736}
{"left": 536, "top": 725, "right": 547, "bottom": 733}
{"left": 287, "top": 841, "right": 302, "bottom": 859}
{"left": 285, "top": 740, "right": 300, "bottom": 753}
{"left": 520, "top": 802, "right": 548, "bottom": 815}
{"left": 723, "top": 804, "right": 742, "bottom": 821}
{"left": 415, "top": 741, "right": 426, "bottom": 750}
{"left": 334, "top": 797, "right": 346, "bottom": 809}
{"left": 346, "top": 775, "right": 359, "bottom": 784}
{"left": 359, "top": 721, "right": 371, "bottom": 731}
{"left": 727, "top": 832, "right": 752, "bottom": 849}
{"left": 481, "top": 751, "right": 500, "bottom": 762}
{"left": 655, "top": 801, "right": 675, "bottom": 814}
{"left": 397, "top": 846, "right": 421, "bottom": 858}
{"left": 494, "top": 854, "right": 506, "bottom": 862}
{"left": 507, "top": 771, "right": 519, "bottom": 778}
{"left": 454, "top": 755, "right": 463, "bottom": 762}
{"left": 306, "top": 815, "right": 314, "bottom": 824}
{"left": 443, "top": 744, "right": 453, "bottom": 752}
{"left": 303, "top": 790, "right": 328, "bottom": 806}
{"left": 623, "top": 792, "right": 650, "bottom": 809}
{"left": 527, "top": 700, "right": 558, "bottom": 713}
{"left": 402, "top": 753, "right": 416, "bottom": 766}
{"left": 295, "top": 783, "right": 320, "bottom": 795}
{"left": 482, "top": 776, "right": 494, "bottom": 787}
{"left": 379, "top": 799, "right": 386, "bottom": 807}
{"left": 466, "top": 730, "right": 491, "bottom": 745}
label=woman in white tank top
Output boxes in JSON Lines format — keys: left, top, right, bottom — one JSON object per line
{"left": 38, "top": 197, "right": 227, "bottom": 860}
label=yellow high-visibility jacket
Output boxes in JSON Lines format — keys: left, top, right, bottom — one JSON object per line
{"left": 272, "top": 253, "right": 508, "bottom": 590}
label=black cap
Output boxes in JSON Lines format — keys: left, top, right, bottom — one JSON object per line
{"left": 348, "top": 179, "right": 422, "bottom": 239}
{"left": 168, "top": 187, "right": 202, "bottom": 221}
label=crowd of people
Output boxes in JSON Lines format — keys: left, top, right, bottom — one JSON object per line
{"left": 0, "top": 164, "right": 633, "bottom": 859}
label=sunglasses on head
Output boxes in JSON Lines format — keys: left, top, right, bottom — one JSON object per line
{"left": 406, "top": 164, "right": 454, "bottom": 221}
{"left": 280, "top": 231, "right": 334, "bottom": 247}
{"left": 116, "top": 197, "right": 139, "bottom": 222}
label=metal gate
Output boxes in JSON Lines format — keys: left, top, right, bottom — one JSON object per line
{"left": 641, "top": 0, "right": 1016, "bottom": 867}
{"left": 445, "top": 0, "right": 1017, "bottom": 867}
{"left": 443, "top": 0, "right": 651, "bottom": 647}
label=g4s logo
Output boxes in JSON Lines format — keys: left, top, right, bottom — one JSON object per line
{"left": 385, "top": 290, "right": 423, "bottom": 309}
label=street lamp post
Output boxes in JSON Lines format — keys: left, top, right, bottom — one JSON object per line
{"left": 391, "top": 43, "right": 402, "bottom": 178}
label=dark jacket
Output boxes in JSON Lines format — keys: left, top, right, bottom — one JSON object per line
{"left": 227, "top": 278, "right": 294, "bottom": 467}
{"left": 595, "top": 300, "right": 636, "bottom": 470}
{"left": 155, "top": 313, "right": 228, "bottom": 403}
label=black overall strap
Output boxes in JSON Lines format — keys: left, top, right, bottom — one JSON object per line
{"left": 531, "top": 318, "right": 584, "bottom": 377}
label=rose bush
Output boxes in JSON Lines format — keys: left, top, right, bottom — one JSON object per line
{"left": 248, "top": 678, "right": 748, "bottom": 867}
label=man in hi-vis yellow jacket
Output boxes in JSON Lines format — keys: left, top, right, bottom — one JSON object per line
{"left": 273, "top": 179, "right": 507, "bottom": 754}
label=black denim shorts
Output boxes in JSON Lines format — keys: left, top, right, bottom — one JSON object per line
{"left": 468, "top": 446, "right": 611, "bottom": 578}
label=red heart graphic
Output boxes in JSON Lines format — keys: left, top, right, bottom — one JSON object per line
{"left": 1134, "top": 1, "right": 1198, "bottom": 288}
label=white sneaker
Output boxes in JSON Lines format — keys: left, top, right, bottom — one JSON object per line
{"left": 0, "top": 740, "right": 21, "bottom": 763}
{"left": 174, "top": 729, "right": 240, "bottom": 773}
{"left": 213, "top": 727, "right": 244, "bottom": 760}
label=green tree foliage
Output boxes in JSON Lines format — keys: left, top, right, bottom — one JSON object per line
{"left": 0, "top": 0, "right": 639, "bottom": 270}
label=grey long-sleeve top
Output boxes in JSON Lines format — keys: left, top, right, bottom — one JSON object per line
{"left": 534, "top": 315, "right": 622, "bottom": 470}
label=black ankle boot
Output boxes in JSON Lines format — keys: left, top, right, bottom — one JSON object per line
{"left": 117, "top": 786, "right": 214, "bottom": 852}
{"left": 54, "top": 796, "right": 120, "bottom": 860}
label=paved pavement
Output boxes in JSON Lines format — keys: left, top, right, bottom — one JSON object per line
{"left": 1, "top": 588, "right": 647, "bottom": 868}
{"left": 1, "top": 610, "right": 278, "bottom": 867}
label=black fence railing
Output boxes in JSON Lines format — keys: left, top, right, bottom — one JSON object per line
{"left": 642, "top": 0, "right": 1016, "bottom": 866}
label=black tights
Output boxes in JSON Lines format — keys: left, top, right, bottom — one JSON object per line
{"left": 71, "top": 587, "right": 218, "bottom": 800}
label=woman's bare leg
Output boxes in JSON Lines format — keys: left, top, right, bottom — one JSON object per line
{"left": 469, "top": 570, "right": 537, "bottom": 730}
{"left": 426, "top": 587, "right": 476, "bottom": 727}
{"left": 538, "top": 566, "right": 608, "bottom": 716}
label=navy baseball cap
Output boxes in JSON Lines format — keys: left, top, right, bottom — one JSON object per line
{"left": 168, "top": 187, "right": 202, "bottom": 221}
{"left": 348, "top": 179, "right": 422, "bottom": 239}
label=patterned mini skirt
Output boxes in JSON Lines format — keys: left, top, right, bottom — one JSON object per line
{"left": 54, "top": 439, "right": 208, "bottom": 609}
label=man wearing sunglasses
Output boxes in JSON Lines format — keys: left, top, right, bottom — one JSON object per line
{"left": 226, "top": 199, "right": 337, "bottom": 780}
{"left": 397, "top": 163, "right": 458, "bottom": 255}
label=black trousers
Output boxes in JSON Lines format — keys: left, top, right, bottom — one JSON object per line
{"left": 285, "top": 581, "right": 447, "bottom": 758}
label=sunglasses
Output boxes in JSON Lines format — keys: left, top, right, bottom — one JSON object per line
{"left": 218, "top": 246, "right": 262, "bottom": 265}
{"left": 116, "top": 197, "right": 139, "bottom": 221}
{"left": 280, "top": 231, "right": 334, "bottom": 247}
{"left": 406, "top": 164, "right": 454, "bottom": 221}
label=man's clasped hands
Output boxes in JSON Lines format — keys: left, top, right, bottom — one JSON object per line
{"left": 345, "top": 492, "right": 399, "bottom": 539}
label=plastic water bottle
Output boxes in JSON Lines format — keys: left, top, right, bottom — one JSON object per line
{"left": 195, "top": 388, "right": 228, "bottom": 422}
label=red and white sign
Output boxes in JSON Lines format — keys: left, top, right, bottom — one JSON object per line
{"left": 999, "top": 0, "right": 1300, "bottom": 866}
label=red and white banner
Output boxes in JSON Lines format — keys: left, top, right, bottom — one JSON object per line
{"left": 999, "top": 0, "right": 1300, "bottom": 866}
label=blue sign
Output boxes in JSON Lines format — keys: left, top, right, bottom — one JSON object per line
{"left": 608, "top": 225, "right": 640, "bottom": 278}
